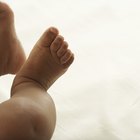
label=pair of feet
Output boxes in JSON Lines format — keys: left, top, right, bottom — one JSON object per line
{"left": 0, "top": 2, "right": 74, "bottom": 93}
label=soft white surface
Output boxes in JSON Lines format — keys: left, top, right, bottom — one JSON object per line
{"left": 1, "top": 0, "right": 140, "bottom": 139}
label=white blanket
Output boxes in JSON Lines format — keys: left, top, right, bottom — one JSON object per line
{"left": 1, "top": 0, "right": 140, "bottom": 139}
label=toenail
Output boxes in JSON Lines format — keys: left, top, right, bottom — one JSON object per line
{"left": 49, "top": 27, "right": 59, "bottom": 34}
{"left": 54, "top": 36, "right": 64, "bottom": 45}
{"left": 58, "top": 35, "right": 64, "bottom": 40}
{"left": 61, "top": 58, "right": 67, "bottom": 64}
{"left": 61, "top": 53, "right": 71, "bottom": 63}
{"left": 57, "top": 49, "right": 65, "bottom": 57}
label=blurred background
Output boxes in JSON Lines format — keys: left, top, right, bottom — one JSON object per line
{"left": 1, "top": 0, "right": 140, "bottom": 139}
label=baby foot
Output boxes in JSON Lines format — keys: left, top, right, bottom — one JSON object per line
{"left": 0, "top": 2, "right": 26, "bottom": 75}
{"left": 11, "top": 27, "right": 74, "bottom": 94}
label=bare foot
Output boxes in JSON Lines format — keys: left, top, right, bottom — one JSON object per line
{"left": 0, "top": 2, "right": 26, "bottom": 75}
{"left": 11, "top": 27, "right": 74, "bottom": 94}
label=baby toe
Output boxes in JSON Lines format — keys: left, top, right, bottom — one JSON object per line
{"left": 57, "top": 41, "right": 68, "bottom": 57}
{"left": 60, "top": 49, "right": 73, "bottom": 64}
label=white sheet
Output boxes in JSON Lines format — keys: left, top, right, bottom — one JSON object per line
{"left": 1, "top": 0, "right": 140, "bottom": 139}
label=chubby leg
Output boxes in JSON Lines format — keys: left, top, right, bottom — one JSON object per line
{"left": 0, "top": 2, "right": 26, "bottom": 75}
{"left": 0, "top": 27, "right": 74, "bottom": 140}
{"left": 0, "top": 2, "right": 74, "bottom": 140}
{"left": 0, "top": 87, "right": 56, "bottom": 140}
